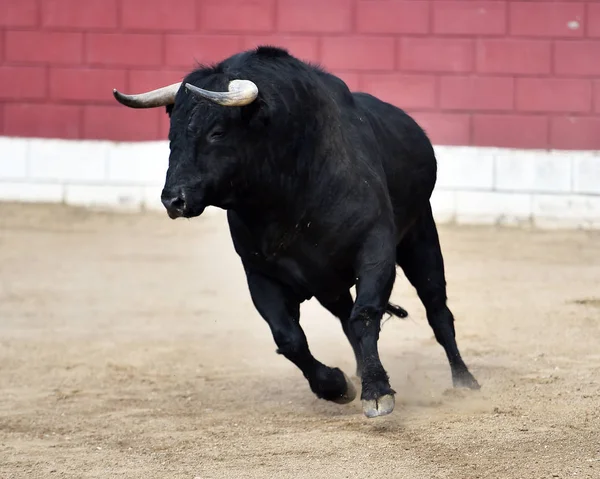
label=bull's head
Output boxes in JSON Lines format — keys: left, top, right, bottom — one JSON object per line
{"left": 113, "top": 78, "right": 259, "bottom": 219}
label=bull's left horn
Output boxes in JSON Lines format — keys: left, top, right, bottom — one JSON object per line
{"left": 113, "top": 82, "right": 181, "bottom": 108}
{"left": 184, "top": 79, "right": 258, "bottom": 107}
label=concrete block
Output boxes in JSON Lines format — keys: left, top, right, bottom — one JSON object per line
{"left": 29, "top": 138, "right": 108, "bottom": 182}
{"left": 495, "top": 149, "right": 571, "bottom": 193}
{"left": 430, "top": 189, "right": 456, "bottom": 223}
{"left": 456, "top": 191, "right": 532, "bottom": 225}
{"left": 435, "top": 146, "right": 495, "bottom": 190}
{"left": 533, "top": 194, "right": 600, "bottom": 229}
{"left": 107, "top": 141, "right": 169, "bottom": 185}
{"left": 0, "top": 137, "right": 28, "bottom": 179}
{"left": 0, "top": 182, "right": 64, "bottom": 203}
{"left": 65, "top": 184, "right": 143, "bottom": 211}
{"left": 572, "top": 152, "right": 600, "bottom": 195}
{"left": 142, "top": 185, "right": 163, "bottom": 211}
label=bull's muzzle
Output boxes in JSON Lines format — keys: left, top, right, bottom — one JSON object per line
{"left": 161, "top": 189, "right": 186, "bottom": 219}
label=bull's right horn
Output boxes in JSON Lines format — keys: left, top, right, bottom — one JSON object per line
{"left": 113, "top": 82, "right": 182, "bottom": 109}
{"left": 184, "top": 79, "right": 259, "bottom": 107}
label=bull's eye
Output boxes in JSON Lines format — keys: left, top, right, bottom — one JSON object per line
{"left": 207, "top": 127, "right": 225, "bottom": 143}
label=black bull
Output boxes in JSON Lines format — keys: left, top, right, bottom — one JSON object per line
{"left": 113, "top": 46, "right": 480, "bottom": 418}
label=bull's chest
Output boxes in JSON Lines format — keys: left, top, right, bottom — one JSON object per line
{"left": 230, "top": 216, "right": 352, "bottom": 300}
{"left": 258, "top": 248, "right": 351, "bottom": 301}
{"left": 255, "top": 235, "right": 330, "bottom": 285}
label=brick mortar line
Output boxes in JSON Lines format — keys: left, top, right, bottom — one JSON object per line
{"left": 4, "top": 25, "right": 600, "bottom": 39}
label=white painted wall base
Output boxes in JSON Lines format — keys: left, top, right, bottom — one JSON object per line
{"left": 1, "top": 136, "right": 599, "bottom": 229}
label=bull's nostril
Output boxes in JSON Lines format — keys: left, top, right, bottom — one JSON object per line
{"left": 170, "top": 196, "right": 185, "bottom": 211}
{"left": 161, "top": 192, "right": 186, "bottom": 215}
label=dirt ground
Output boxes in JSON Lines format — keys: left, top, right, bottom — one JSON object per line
{"left": 0, "top": 202, "right": 599, "bottom": 479}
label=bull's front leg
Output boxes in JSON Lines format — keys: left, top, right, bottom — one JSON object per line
{"left": 350, "top": 231, "right": 398, "bottom": 418}
{"left": 245, "top": 268, "right": 356, "bottom": 405}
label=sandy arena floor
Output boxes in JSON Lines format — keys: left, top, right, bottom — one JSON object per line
{"left": 0, "top": 202, "right": 599, "bottom": 479}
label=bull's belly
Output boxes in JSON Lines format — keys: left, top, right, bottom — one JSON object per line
{"left": 243, "top": 252, "right": 354, "bottom": 303}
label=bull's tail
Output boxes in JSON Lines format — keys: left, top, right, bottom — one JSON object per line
{"left": 385, "top": 302, "right": 408, "bottom": 319}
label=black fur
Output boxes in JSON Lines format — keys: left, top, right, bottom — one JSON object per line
{"left": 160, "top": 47, "right": 480, "bottom": 412}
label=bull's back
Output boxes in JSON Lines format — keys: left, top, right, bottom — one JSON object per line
{"left": 351, "top": 92, "right": 437, "bottom": 232}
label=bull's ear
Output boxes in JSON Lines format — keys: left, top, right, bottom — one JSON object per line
{"left": 165, "top": 104, "right": 174, "bottom": 117}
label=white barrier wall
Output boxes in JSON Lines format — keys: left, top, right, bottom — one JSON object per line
{"left": 1, "top": 136, "right": 599, "bottom": 229}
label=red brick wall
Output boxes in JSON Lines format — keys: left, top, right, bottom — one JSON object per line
{"left": 1, "top": 0, "right": 599, "bottom": 149}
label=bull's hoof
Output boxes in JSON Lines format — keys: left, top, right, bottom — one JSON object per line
{"left": 331, "top": 373, "right": 357, "bottom": 404}
{"left": 362, "top": 394, "right": 395, "bottom": 418}
{"left": 452, "top": 370, "right": 481, "bottom": 390}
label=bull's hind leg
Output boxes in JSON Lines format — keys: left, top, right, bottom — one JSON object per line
{"left": 318, "top": 292, "right": 364, "bottom": 378}
{"left": 245, "top": 268, "right": 356, "bottom": 404}
{"left": 396, "top": 204, "right": 480, "bottom": 390}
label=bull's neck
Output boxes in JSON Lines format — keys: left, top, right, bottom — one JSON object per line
{"left": 231, "top": 166, "right": 317, "bottom": 223}
{"left": 233, "top": 175, "right": 309, "bottom": 223}
{"left": 232, "top": 111, "right": 345, "bottom": 220}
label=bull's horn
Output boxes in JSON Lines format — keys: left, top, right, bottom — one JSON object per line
{"left": 184, "top": 79, "right": 258, "bottom": 106}
{"left": 113, "top": 82, "right": 181, "bottom": 108}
